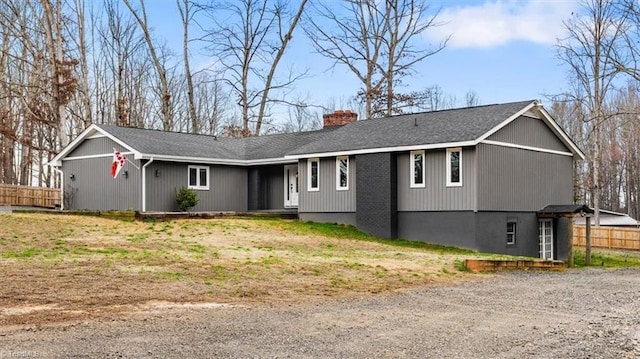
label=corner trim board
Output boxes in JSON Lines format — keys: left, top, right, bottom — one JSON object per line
{"left": 481, "top": 140, "right": 574, "bottom": 156}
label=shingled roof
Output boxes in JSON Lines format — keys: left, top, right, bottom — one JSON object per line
{"left": 95, "top": 124, "right": 341, "bottom": 162}
{"left": 52, "top": 100, "right": 582, "bottom": 166}
{"left": 288, "top": 100, "right": 535, "bottom": 156}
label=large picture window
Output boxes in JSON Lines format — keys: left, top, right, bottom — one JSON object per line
{"left": 410, "top": 150, "right": 425, "bottom": 188}
{"left": 446, "top": 148, "right": 462, "bottom": 187}
{"left": 308, "top": 158, "right": 319, "bottom": 191}
{"left": 336, "top": 156, "right": 349, "bottom": 190}
{"left": 188, "top": 165, "right": 209, "bottom": 190}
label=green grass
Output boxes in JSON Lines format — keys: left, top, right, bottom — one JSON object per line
{"left": 573, "top": 248, "right": 640, "bottom": 268}
{"left": 257, "top": 219, "right": 478, "bottom": 255}
{"left": 8, "top": 213, "right": 640, "bottom": 310}
{"left": 2, "top": 247, "right": 43, "bottom": 258}
{"left": 126, "top": 233, "right": 149, "bottom": 243}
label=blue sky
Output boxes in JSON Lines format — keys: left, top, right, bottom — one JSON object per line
{"left": 146, "top": 0, "right": 580, "bottom": 110}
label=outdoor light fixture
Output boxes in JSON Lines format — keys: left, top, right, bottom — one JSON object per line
{"left": 155, "top": 169, "right": 161, "bottom": 177}
{"left": 69, "top": 173, "right": 75, "bottom": 181}
{"left": 123, "top": 170, "right": 128, "bottom": 179}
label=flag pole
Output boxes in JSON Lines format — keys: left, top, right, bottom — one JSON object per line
{"left": 127, "top": 160, "right": 140, "bottom": 170}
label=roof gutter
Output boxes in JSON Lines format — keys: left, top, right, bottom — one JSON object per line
{"left": 136, "top": 153, "right": 297, "bottom": 166}
{"left": 142, "top": 158, "right": 154, "bottom": 212}
{"left": 284, "top": 141, "right": 476, "bottom": 160}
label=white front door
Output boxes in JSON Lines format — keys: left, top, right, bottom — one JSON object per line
{"left": 284, "top": 165, "right": 298, "bottom": 208}
{"left": 539, "top": 219, "right": 554, "bottom": 260}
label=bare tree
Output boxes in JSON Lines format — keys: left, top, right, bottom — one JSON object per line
{"left": 306, "top": 0, "right": 448, "bottom": 119}
{"left": 97, "top": 0, "right": 146, "bottom": 126}
{"left": 464, "top": 90, "right": 480, "bottom": 107}
{"left": 609, "top": 0, "right": 640, "bottom": 81}
{"left": 123, "top": 0, "right": 173, "bottom": 131}
{"left": 203, "top": 0, "right": 308, "bottom": 135}
{"left": 305, "top": 0, "right": 385, "bottom": 119}
{"left": 71, "top": 0, "right": 92, "bottom": 130}
{"left": 380, "top": 0, "right": 448, "bottom": 116}
{"left": 41, "top": 0, "right": 78, "bottom": 148}
{"left": 281, "top": 94, "right": 321, "bottom": 132}
{"left": 177, "top": 0, "right": 199, "bottom": 133}
{"left": 556, "top": 0, "right": 627, "bottom": 225}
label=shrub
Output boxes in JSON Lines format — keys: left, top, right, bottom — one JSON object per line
{"left": 176, "top": 187, "right": 199, "bottom": 212}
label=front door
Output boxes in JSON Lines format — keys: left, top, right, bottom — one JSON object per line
{"left": 539, "top": 219, "right": 554, "bottom": 260}
{"left": 284, "top": 165, "right": 298, "bottom": 208}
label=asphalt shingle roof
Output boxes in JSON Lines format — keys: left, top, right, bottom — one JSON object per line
{"left": 96, "top": 100, "right": 535, "bottom": 161}
{"left": 97, "top": 124, "right": 342, "bottom": 161}
{"left": 288, "top": 100, "right": 534, "bottom": 155}
{"left": 97, "top": 125, "right": 245, "bottom": 160}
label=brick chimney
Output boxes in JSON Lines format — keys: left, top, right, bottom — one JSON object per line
{"left": 323, "top": 110, "right": 358, "bottom": 127}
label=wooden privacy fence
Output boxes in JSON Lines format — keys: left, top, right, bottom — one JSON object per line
{"left": 573, "top": 225, "right": 640, "bottom": 251}
{"left": 0, "top": 184, "right": 61, "bottom": 208}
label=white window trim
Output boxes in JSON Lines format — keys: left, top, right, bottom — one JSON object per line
{"left": 336, "top": 156, "right": 349, "bottom": 191}
{"left": 410, "top": 150, "right": 425, "bottom": 188}
{"left": 188, "top": 165, "right": 210, "bottom": 190}
{"left": 307, "top": 158, "right": 320, "bottom": 192}
{"left": 446, "top": 147, "right": 462, "bottom": 187}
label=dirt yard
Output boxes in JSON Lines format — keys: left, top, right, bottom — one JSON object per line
{"left": 2, "top": 213, "right": 639, "bottom": 358}
{"left": 0, "top": 213, "right": 476, "bottom": 327}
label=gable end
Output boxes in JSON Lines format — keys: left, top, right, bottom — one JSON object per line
{"left": 485, "top": 115, "right": 569, "bottom": 153}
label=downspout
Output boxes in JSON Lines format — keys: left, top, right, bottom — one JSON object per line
{"left": 142, "top": 158, "right": 154, "bottom": 212}
{"left": 52, "top": 166, "right": 64, "bottom": 211}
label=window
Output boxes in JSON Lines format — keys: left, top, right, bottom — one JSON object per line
{"left": 507, "top": 221, "right": 516, "bottom": 245}
{"left": 188, "top": 165, "right": 209, "bottom": 190}
{"left": 336, "top": 156, "right": 349, "bottom": 190}
{"left": 410, "top": 150, "right": 425, "bottom": 188}
{"left": 446, "top": 148, "right": 462, "bottom": 187}
{"left": 308, "top": 158, "right": 319, "bottom": 191}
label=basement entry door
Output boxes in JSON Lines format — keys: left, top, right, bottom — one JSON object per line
{"left": 284, "top": 165, "right": 298, "bottom": 208}
{"left": 538, "top": 219, "right": 553, "bottom": 260}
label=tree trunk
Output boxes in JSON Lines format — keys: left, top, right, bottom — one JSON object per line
{"left": 123, "top": 0, "right": 172, "bottom": 131}
{"left": 255, "top": 0, "right": 307, "bottom": 135}
{"left": 177, "top": 0, "right": 198, "bottom": 133}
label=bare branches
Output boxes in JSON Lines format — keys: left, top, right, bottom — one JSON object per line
{"left": 123, "top": 0, "right": 173, "bottom": 131}
{"left": 556, "top": 0, "right": 631, "bottom": 225}
{"left": 306, "top": 0, "right": 449, "bottom": 119}
{"left": 201, "top": 0, "right": 308, "bottom": 135}
{"left": 177, "top": 0, "right": 199, "bottom": 133}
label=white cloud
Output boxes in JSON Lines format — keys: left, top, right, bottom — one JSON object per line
{"left": 425, "top": 0, "right": 579, "bottom": 48}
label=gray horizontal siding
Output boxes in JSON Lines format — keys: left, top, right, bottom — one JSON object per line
{"left": 68, "top": 136, "right": 129, "bottom": 157}
{"left": 298, "top": 157, "right": 356, "bottom": 212}
{"left": 397, "top": 148, "right": 476, "bottom": 211}
{"left": 487, "top": 115, "right": 568, "bottom": 152}
{"left": 477, "top": 144, "right": 573, "bottom": 211}
{"left": 62, "top": 157, "right": 141, "bottom": 211}
{"left": 145, "top": 161, "right": 247, "bottom": 212}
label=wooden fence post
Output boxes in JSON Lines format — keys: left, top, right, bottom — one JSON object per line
{"left": 585, "top": 217, "right": 591, "bottom": 266}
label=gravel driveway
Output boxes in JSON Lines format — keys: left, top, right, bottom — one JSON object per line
{"left": 2, "top": 267, "right": 639, "bottom": 358}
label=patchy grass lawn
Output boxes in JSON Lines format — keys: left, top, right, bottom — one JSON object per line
{"left": 573, "top": 247, "right": 640, "bottom": 267}
{"left": 0, "top": 213, "right": 491, "bottom": 326}
{"left": 7, "top": 213, "right": 634, "bottom": 326}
